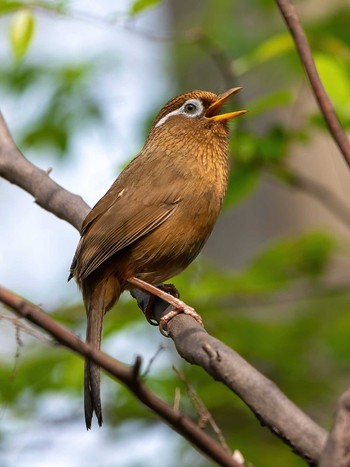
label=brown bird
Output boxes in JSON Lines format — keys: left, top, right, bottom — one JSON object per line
{"left": 69, "top": 87, "right": 246, "bottom": 429}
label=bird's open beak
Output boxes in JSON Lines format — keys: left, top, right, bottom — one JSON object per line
{"left": 206, "top": 87, "right": 247, "bottom": 122}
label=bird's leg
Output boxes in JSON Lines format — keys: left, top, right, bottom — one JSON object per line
{"left": 128, "top": 277, "right": 192, "bottom": 310}
{"left": 127, "top": 277, "right": 203, "bottom": 335}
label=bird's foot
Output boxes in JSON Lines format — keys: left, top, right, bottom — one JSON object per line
{"left": 127, "top": 277, "right": 203, "bottom": 336}
{"left": 159, "top": 304, "right": 203, "bottom": 337}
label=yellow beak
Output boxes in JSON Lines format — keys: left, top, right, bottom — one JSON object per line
{"left": 206, "top": 87, "right": 247, "bottom": 122}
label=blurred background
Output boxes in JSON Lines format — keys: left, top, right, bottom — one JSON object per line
{"left": 1, "top": 0, "right": 350, "bottom": 466}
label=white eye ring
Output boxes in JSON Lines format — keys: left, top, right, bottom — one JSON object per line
{"left": 182, "top": 99, "right": 203, "bottom": 116}
{"left": 155, "top": 99, "right": 204, "bottom": 127}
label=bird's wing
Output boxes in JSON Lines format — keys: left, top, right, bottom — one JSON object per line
{"left": 72, "top": 185, "right": 181, "bottom": 280}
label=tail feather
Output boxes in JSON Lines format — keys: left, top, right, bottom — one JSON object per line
{"left": 84, "top": 364, "right": 94, "bottom": 428}
{"left": 84, "top": 360, "right": 103, "bottom": 428}
{"left": 84, "top": 296, "right": 104, "bottom": 429}
{"left": 83, "top": 276, "right": 120, "bottom": 430}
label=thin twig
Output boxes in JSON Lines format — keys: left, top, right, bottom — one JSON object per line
{"left": 275, "top": 0, "right": 350, "bottom": 168}
{"left": 173, "top": 386, "right": 181, "bottom": 413}
{"left": 173, "top": 365, "right": 232, "bottom": 455}
{"left": 142, "top": 343, "right": 166, "bottom": 378}
{"left": 0, "top": 310, "right": 54, "bottom": 345}
{"left": 131, "top": 355, "right": 142, "bottom": 381}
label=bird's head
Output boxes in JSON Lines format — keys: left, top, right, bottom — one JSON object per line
{"left": 149, "top": 87, "right": 247, "bottom": 139}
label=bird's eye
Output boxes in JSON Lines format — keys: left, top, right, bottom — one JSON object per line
{"left": 184, "top": 102, "right": 198, "bottom": 114}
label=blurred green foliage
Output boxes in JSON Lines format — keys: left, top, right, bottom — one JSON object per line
{"left": 9, "top": 9, "right": 35, "bottom": 60}
{"left": 130, "top": 0, "right": 162, "bottom": 16}
{"left": 1, "top": 1, "right": 350, "bottom": 466}
{"left": 0, "top": 61, "right": 107, "bottom": 156}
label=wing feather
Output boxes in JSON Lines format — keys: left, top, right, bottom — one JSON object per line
{"left": 77, "top": 203, "right": 177, "bottom": 279}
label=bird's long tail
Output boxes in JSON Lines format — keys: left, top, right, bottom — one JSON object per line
{"left": 83, "top": 276, "right": 120, "bottom": 430}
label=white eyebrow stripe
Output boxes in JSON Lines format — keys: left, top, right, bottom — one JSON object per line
{"left": 155, "top": 108, "right": 183, "bottom": 128}
{"left": 155, "top": 99, "right": 204, "bottom": 128}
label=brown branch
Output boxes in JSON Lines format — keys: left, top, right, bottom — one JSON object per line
{"left": 0, "top": 286, "right": 242, "bottom": 467}
{"left": 132, "top": 290, "right": 327, "bottom": 465}
{"left": 0, "top": 112, "right": 89, "bottom": 231}
{"left": 0, "top": 108, "right": 328, "bottom": 464}
{"left": 172, "top": 324, "right": 327, "bottom": 464}
{"left": 275, "top": 0, "right": 350, "bottom": 169}
{"left": 319, "top": 388, "right": 350, "bottom": 467}
{"left": 170, "top": 322, "right": 326, "bottom": 465}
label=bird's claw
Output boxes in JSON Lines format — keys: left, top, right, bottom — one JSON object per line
{"left": 159, "top": 305, "right": 203, "bottom": 337}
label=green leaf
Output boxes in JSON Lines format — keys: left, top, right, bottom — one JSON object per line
{"left": 9, "top": 9, "right": 35, "bottom": 60}
{"left": 130, "top": 0, "right": 162, "bottom": 16}
{"left": 0, "top": 1, "right": 22, "bottom": 14}
{"left": 314, "top": 52, "right": 350, "bottom": 116}
{"left": 235, "top": 33, "right": 294, "bottom": 74}
{"left": 254, "top": 33, "right": 294, "bottom": 61}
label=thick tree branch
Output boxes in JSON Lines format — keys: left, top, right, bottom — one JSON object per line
{"left": 319, "top": 388, "right": 350, "bottom": 467}
{"left": 0, "top": 112, "right": 89, "bottom": 230}
{"left": 275, "top": 0, "right": 350, "bottom": 168}
{"left": 132, "top": 289, "right": 327, "bottom": 465}
{"left": 0, "top": 286, "right": 243, "bottom": 467}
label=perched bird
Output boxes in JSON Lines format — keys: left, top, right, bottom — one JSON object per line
{"left": 69, "top": 87, "right": 246, "bottom": 429}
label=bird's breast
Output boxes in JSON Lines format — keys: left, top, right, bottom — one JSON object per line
{"left": 127, "top": 182, "right": 224, "bottom": 285}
